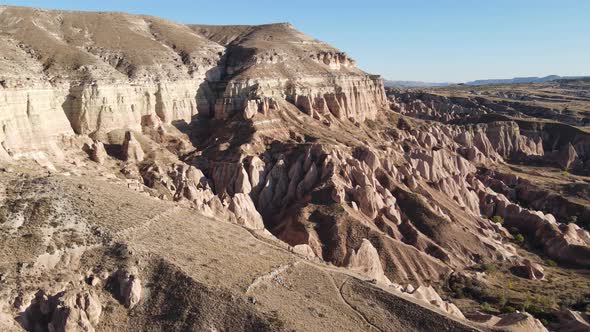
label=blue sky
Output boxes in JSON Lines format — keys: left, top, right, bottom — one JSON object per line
{"left": 4, "top": 0, "right": 590, "bottom": 82}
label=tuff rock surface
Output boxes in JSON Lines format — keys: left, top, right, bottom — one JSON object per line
{"left": 0, "top": 4, "right": 589, "bottom": 332}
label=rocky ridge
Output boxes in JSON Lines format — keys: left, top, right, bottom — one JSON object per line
{"left": 0, "top": 6, "right": 386, "bottom": 162}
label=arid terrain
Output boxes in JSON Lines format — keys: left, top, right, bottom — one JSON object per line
{"left": 0, "top": 5, "right": 589, "bottom": 332}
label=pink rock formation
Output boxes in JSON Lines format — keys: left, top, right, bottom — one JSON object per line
{"left": 406, "top": 285, "right": 465, "bottom": 319}
{"left": 347, "top": 239, "right": 391, "bottom": 285}
{"left": 228, "top": 193, "right": 265, "bottom": 230}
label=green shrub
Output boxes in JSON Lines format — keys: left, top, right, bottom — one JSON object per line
{"left": 481, "top": 262, "right": 497, "bottom": 274}
{"left": 514, "top": 234, "right": 525, "bottom": 243}
{"left": 498, "top": 293, "right": 508, "bottom": 307}
{"left": 501, "top": 305, "right": 516, "bottom": 313}
{"left": 325, "top": 203, "right": 346, "bottom": 215}
{"left": 526, "top": 305, "right": 545, "bottom": 316}
{"left": 481, "top": 302, "right": 493, "bottom": 313}
{"left": 491, "top": 215, "right": 504, "bottom": 224}
{"left": 545, "top": 259, "right": 557, "bottom": 267}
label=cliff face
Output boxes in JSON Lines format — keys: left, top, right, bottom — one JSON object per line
{"left": 62, "top": 80, "right": 207, "bottom": 135}
{"left": 209, "top": 75, "right": 385, "bottom": 121}
{"left": 0, "top": 86, "right": 72, "bottom": 159}
{"left": 0, "top": 5, "right": 224, "bottom": 159}
{"left": 191, "top": 23, "right": 386, "bottom": 121}
{"left": 0, "top": 6, "right": 386, "bottom": 158}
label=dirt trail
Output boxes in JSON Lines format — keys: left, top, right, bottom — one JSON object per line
{"left": 116, "top": 205, "right": 182, "bottom": 240}
{"left": 329, "top": 274, "right": 382, "bottom": 332}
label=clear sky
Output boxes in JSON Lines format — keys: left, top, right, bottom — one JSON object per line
{"left": 3, "top": 0, "right": 590, "bottom": 82}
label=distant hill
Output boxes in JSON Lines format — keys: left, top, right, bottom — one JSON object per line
{"left": 384, "top": 80, "right": 455, "bottom": 88}
{"left": 386, "top": 76, "right": 590, "bottom": 88}
{"left": 465, "top": 75, "right": 589, "bottom": 86}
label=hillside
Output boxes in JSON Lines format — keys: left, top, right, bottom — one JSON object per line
{"left": 1, "top": 5, "right": 589, "bottom": 332}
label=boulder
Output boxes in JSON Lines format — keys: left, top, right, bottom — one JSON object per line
{"left": 122, "top": 131, "right": 144, "bottom": 162}
{"left": 511, "top": 259, "right": 545, "bottom": 280}
{"left": 292, "top": 244, "right": 316, "bottom": 259}
{"left": 89, "top": 141, "right": 107, "bottom": 164}
{"left": 331, "top": 185, "right": 345, "bottom": 204}
{"left": 353, "top": 146, "right": 381, "bottom": 172}
{"left": 494, "top": 312, "right": 548, "bottom": 332}
{"left": 243, "top": 100, "right": 259, "bottom": 119}
{"left": 228, "top": 193, "right": 265, "bottom": 230}
{"left": 552, "top": 310, "right": 590, "bottom": 332}
{"left": 112, "top": 267, "right": 142, "bottom": 309}
{"left": 464, "top": 311, "right": 501, "bottom": 326}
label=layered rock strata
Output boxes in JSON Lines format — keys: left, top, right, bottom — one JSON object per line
{"left": 0, "top": 6, "right": 387, "bottom": 160}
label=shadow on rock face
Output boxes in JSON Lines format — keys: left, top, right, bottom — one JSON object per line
{"left": 174, "top": 113, "right": 255, "bottom": 159}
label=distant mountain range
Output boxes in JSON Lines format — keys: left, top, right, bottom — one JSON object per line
{"left": 383, "top": 80, "right": 455, "bottom": 88}
{"left": 465, "top": 75, "right": 564, "bottom": 85}
{"left": 385, "top": 75, "right": 590, "bottom": 88}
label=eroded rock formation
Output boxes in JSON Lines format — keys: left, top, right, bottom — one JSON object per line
{"left": 110, "top": 267, "right": 142, "bottom": 309}
{"left": 19, "top": 289, "right": 102, "bottom": 332}
{"left": 1, "top": 4, "right": 589, "bottom": 331}
{"left": 346, "top": 239, "right": 391, "bottom": 285}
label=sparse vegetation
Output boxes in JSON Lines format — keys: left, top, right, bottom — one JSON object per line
{"left": 490, "top": 215, "right": 504, "bottom": 224}
{"left": 480, "top": 302, "right": 493, "bottom": 313}
{"left": 501, "top": 305, "right": 516, "bottom": 313}
{"left": 481, "top": 262, "right": 497, "bottom": 274}
{"left": 323, "top": 203, "right": 346, "bottom": 216}
{"left": 266, "top": 310, "right": 285, "bottom": 329}
{"left": 545, "top": 259, "right": 557, "bottom": 267}
{"left": 498, "top": 293, "right": 507, "bottom": 307}
{"left": 365, "top": 118, "right": 378, "bottom": 129}
{"left": 514, "top": 234, "right": 525, "bottom": 244}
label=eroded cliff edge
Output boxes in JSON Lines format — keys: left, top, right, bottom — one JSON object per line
{"left": 0, "top": 6, "right": 386, "bottom": 160}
